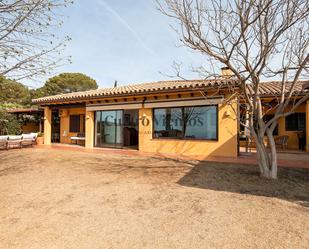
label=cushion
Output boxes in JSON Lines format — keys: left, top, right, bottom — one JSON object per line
{"left": 22, "top": 134, "right": 35, "bottom": 140}
{"left": 30, "top": 133, "right": 38, "bottom": 138}
{"left": 8, "top": 135, "right": 22, "bottom": 141}
{"left": 0, "top": 136, "right": 8, "bottom": 141}
{"left": 71, "top": 137, "right": 85, "bottom": 140}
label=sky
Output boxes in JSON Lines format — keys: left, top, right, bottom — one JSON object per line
{"left": 25, "top": 0, "right": 207, "bottom": 89}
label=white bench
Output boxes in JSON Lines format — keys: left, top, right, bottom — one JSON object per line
{"left": 70, "top": 133, "right": 85, "bottom": 145}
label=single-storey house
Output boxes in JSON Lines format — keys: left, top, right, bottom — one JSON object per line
{"left": 32, "top": 75, "right": 309, "bottom": 158}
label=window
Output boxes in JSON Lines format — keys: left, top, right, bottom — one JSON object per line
{"left": 69, "top": 115, "right": 81, "bottom": 132}
{"left": 153, "top": 107, "right": 183, "bottom": 138}
{"left": 184, "top": 106, "right": 217, "bottom": 139}
{"left": 153, "top": 105, "right": 218, "bottom": 140}
{"left": 285, "top": 113, "right": 306, "bottom": 131}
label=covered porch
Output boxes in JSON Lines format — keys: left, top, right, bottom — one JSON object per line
{"left": 43, "top": 103, "right": 89, "bottom": 147}
{"left": 239, "top": 99, "right": 309, "bottom": 153}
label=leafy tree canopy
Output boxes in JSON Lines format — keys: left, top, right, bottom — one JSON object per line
{"left": 0, "top": 76, "right": 31, "bottom": 106}
{"left": 33, "top": 73, "right": 98, "bottom": 98}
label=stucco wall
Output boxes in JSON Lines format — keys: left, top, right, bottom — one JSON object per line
{"left": 138, "top": 101, "right": 238, "bottom": 158}
{"left": 60, "top": 107, "right": 86, "bottom": 144}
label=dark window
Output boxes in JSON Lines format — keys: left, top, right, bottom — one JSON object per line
{"left": 69, "top": 115, "right": 81, "bottom": 132}
{"left": 285, "top": 113, "right": 306, "bottom": 131}
{"left": 153, "top": 105, "right": 218, "bottom": 140}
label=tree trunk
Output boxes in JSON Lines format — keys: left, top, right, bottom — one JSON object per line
{"left": 266, "top": 129, "right": 278, "bottom": 179}
{"left": 253, "top": 133, "right": 277, "bottom": 179}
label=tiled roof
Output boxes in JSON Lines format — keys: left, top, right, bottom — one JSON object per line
{"left": 249, "top": 80, "right": 309, "bottom": 96}
{"left": 32, "top": 79, "right": 309, "bottom": 104}
{"left": 7, "top": 108, "right": 43, "bottom": 114}
{"left": 32, "top": 78, "right": 237, "bottom": 104}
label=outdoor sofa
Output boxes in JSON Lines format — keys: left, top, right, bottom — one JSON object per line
{"left": 0, "top": 133, "right": 38, "bottom": 150}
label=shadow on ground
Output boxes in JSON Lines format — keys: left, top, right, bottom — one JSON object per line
{"left": 177, "top": 161, "right": 309, "bottom": 207}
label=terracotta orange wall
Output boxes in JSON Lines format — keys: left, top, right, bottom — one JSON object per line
{"left": 44, "top": 107, "right": 52, "bottom": 145}
{"left": 60, "top": 107, "right": 86, "bottom": 144}
{"left": 138, "top": 100, "right": 238, "bottom": 158}
{"left": 85, "top": 110, "right": 94, "bottom": 148}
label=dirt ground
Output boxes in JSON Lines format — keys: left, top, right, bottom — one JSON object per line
{"left": 0, "top": 147, "right": 308, "bottom": 249}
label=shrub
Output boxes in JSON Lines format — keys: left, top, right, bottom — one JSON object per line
{"left": 0, "top": 109, "right": 22, "bottom": 135}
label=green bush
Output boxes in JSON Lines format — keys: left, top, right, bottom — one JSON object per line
{"left": 0, "top": 109, "right": 22, "bottom": 135}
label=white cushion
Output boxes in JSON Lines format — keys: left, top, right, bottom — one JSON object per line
{"left": 8, "top": 135, "right": 22, "bottom": 140}
{"left": 0, "top": 136, "right": 8, "bottom": 141}
{"left": 30, "top": 133, "right": 38, "bottom": 138}
{"left": 22, "top": 134, "right": 35, "bottom": 140}
{"left": 71, "top": 137, "right": 85, "bottom": 140}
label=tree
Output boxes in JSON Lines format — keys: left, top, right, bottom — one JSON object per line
{"left": 0, "top": 76, "right": 31, "bottom": 106}
{"left": 33, "top": 73, "right": 98, "bottom": 98}
{"left": 158, "top": 0, "right": 309, "bottom": 179}
{"left": 0, "top": 0, "right": 72, "bottom": 81}
{"left": 0, "top": 109, "right": 22, "bottom": 135}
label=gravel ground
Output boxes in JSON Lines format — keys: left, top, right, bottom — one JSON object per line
{"left": 0, "top": 147, "right": 308, "bottom": 249}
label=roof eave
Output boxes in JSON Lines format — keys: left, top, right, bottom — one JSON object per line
{"left": 32, "top": 86, "right": 235, "bottom": 105}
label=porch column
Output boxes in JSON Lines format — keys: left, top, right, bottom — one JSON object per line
{"left": 85, "top": 110, "right": 94, "bottom": 148}
{"left": 43, "top": 107, "right": 52, "bottom": 145}
{"left": 306, "top": 99, "right": 309, "bottom": 152}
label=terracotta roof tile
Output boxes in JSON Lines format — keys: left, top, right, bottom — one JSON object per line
{"left": 252, "top": 80, "right": 309, "bottom": 96}
{"left": 32, "top": 79, "right": 309, "bottom": 104}
{"left": 32, "top": 78, "right": 236, "bottom": 104}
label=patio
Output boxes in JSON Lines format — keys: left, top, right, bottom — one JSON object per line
{"left": 0, "top": 147, "right": 308, "bottom": 248}
{"left": 45, "top": 143, "right": 309, "bottom": 169}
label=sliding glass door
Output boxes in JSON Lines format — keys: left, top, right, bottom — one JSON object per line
{"left": 95, "top": 110, "right": 123, "bottom": 148}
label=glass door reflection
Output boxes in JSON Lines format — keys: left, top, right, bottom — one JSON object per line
{"left": 95, "top": 110, "right": 123, "bottom": 148}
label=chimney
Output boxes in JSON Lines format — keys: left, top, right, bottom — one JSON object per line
{"left": 114, "top": 80, "right": 118, "bottom": 88}
{"left": 302, "top": 81, "right": 309, "bottom": 91}
{"left": 220, "top": 67, "right": 234, "bottom": 78}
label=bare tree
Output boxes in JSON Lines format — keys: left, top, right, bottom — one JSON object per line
{"left": 0, "top": 0, "right": 72, "bottom": 81}
{"left": 158, "top": 0, "right": 309, "bottom": 179}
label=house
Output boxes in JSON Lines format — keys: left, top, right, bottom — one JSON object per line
{"left": 32, "top": 75, "right": 309, "bottom": 157}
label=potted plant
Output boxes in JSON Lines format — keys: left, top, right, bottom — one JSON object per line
{"left": 36, "top": 132, "right": 44, "bottom": 145}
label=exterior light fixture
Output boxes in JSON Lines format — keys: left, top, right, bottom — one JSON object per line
{"left": 224, "top": 110, "right": 231, "bottom": 117}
